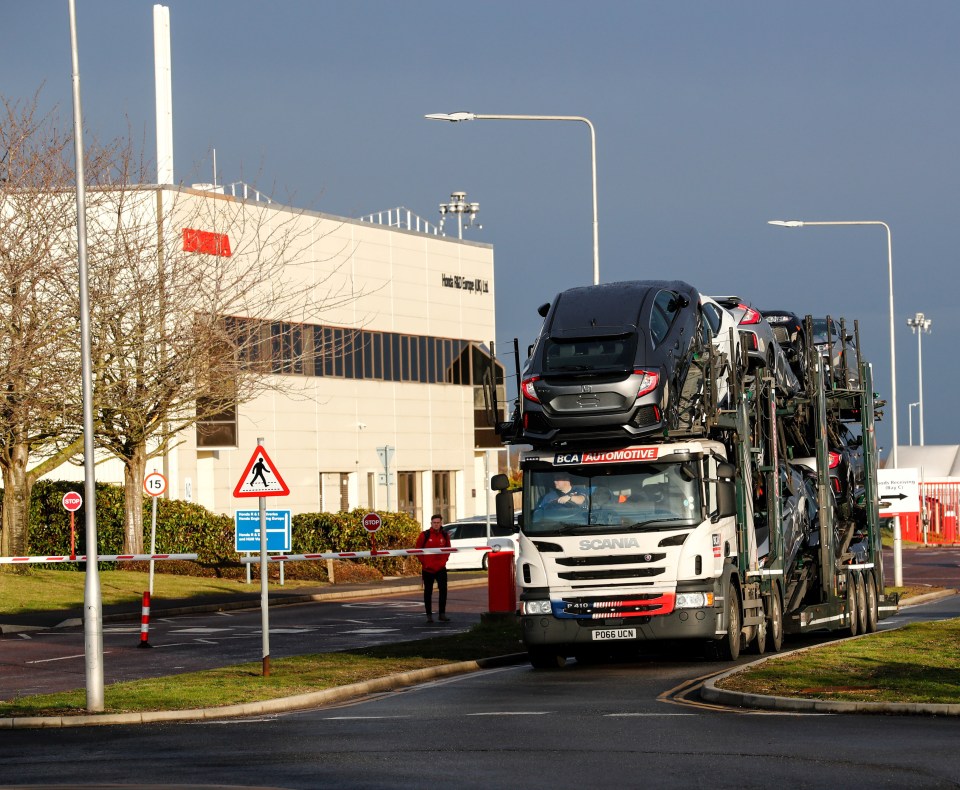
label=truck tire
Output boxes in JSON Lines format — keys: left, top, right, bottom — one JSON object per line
{"left": 854, "top": 573, "right": 868, "bottom": 635}
{"left": 715, "top": 584, "right": 742, "bottom": 661}
{"left": 528, "top": 648, "right": 566, "bottom": 669}
{"left": 767, "top": 590, "right": 784, "bottom": 653}
{"left": 863, "top": 572, "right": 879, "bottom": 633}
{"left": 845, "top": 571, "right": 860, "bottom": 637}
{"left": 751, "top": 610, "right": 768, "bottom": 655}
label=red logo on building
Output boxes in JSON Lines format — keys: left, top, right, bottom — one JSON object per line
{"left": 183, "top": 229, "right": 232, "bottom": 257}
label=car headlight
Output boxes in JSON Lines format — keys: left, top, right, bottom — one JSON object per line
{"left": 675, "top": 592, "right": 714, "bottom": 609}
{"left": 521, "top": 600, "right": 552, "bottom": 615}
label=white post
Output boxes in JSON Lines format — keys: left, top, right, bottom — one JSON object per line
{"left": 68, "top": 0, "right": 103, "bottom": 713}
{"left": 148, "top": 494, "right": 158, "bottom": 596}
{"left": 258, "top": 438, "right": 270, "bottom": 676}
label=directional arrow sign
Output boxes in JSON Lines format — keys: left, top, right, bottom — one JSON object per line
{"left": 233, "top": 446, "right": 290, "bottom": 498}
{"left": 877, "top": 467, "right": 920, "bottom": 515}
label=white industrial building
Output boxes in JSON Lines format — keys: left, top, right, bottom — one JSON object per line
{"left": 51, "top": 185, "right": 505, "bottom": 527}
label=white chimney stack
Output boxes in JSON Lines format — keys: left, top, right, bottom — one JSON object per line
{"left": 153, "top": 4, "right": 174, "bottom": 185}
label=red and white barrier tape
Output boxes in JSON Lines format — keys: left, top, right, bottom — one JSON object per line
{"left": 238, "top": 546, "right": 512, "bottom": 563}
{"left": 0, "top": 553, "right": 199, "bottom": 565}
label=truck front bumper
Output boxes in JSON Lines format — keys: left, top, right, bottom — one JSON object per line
{"left": 521, "top": 606, "right": 719, "bottom": 647}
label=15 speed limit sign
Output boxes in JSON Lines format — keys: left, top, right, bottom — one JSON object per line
{"left": 143, "top": 472, "right": 168, "bottom": 498}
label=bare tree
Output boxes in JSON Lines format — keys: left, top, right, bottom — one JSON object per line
{"left": 85, "top": 148, "right": 359, "bottom": 553}
{"left": 0, "top": 94, "right": 102, "bottom": 557}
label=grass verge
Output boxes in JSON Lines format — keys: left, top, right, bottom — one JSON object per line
{"left": 0, "top": 618, "right": 524, "bottom": 718}
{"left": 0, "top": 567, "right": 328, "bottom": 615}
{"left": 717, "top": 617, "right": 960, "bottom": 704}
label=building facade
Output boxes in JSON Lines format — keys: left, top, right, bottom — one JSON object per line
{"left": 51, "top": 186, "right": 504, "bottom": 528}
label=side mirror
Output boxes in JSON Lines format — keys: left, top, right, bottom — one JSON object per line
{"left": 491, "top": 473, "right": 510, "bottom": 491}
{"left": 537, "top": 302, "right": 550, "bottom": 318}
{"left": 495, "top": 490, "right": 515, "bottom": 531}
{"left": 716, "top": 463, "right": 736, "bottom": 519}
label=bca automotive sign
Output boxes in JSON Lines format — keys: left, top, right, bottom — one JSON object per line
{"left": 554, "top": 447, "right": 660, "bottom": 465}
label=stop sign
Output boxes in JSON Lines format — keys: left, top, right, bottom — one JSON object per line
{"left": 62, "top": 491, "right": 83, "bottom": 513}
{"left": 362, "top": 512, "right": 382, "bottom": 533}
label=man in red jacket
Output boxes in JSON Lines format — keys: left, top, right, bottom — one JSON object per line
{"left": 415, "top": 514, "right": 451, "bottom": 623}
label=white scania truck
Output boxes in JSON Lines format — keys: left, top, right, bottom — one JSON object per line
{"left": 490, "top": 297, "right": 895, "bottom": 668}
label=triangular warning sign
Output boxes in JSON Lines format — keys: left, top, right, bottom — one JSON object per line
{"left": 233, "top": 446, "right": 290, "bottom": 498}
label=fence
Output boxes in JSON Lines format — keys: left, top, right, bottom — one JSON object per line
{"left": 897, "top": 481, "right": 960, "bottom": 544}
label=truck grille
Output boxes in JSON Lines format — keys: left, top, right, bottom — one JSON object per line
{"left": 557, "top": 567, "right": 665, "bottom": 581}
{"left": 559, "top": 593, "right": 675, "bottom": 618}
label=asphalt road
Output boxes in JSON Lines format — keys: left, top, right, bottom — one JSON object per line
{"left": 1, "top": 552, "right": 959, "bottom": 788}
{"left": 2, "top": 596, "right": 959, "bottom": 789}
{"left": 0, "top": 581, "right": 491, "bottom": 701}
{"left": 883, "top": 545, "right": 960, "bottom": 588}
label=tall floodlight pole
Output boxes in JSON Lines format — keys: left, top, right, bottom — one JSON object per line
{"left": 906, "top": 312, "right": 931, "bottom": 446}
{"left": 768, "top": 219, "right": 901, "bottom": 586}
{"left": 68, "top": 0, "right": 103, "bottom": 712}
{"left": 908, "top": 402, "right": 920, "bottom": 446}
{"left": 425, "top": 112, "right": 599, "bottom": 285}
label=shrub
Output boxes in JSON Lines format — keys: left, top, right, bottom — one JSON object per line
{"left": 5, "top": 482, "right": 424, "bottom": 582}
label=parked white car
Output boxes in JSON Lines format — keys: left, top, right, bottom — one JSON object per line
{"left": 443, "top": 515, "right": 519, "bottom": 570}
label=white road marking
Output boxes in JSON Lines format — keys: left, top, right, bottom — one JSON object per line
{"left": 606, "top": 713, "right": 696, "bottom": 717}
{"left": 323, "top": 715, "right": 412, "bottom": 720}
{"left": 467, "top": 711, "right": 551, "bottom": 716}
{"left": 341, "top": 628, "right": 398, "bottom": 634}
{"left": 27, "top": 651, "right": 112, "bottom": 664}
{"left": 169, "top": 627, "right": 232, "bottom": 634}
{"left": 17, "top": 633, "right": 32, "bottom": 639}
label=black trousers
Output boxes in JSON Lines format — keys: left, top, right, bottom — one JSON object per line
{"left": 422, "top": 568, "right": 448, "bottom": 616}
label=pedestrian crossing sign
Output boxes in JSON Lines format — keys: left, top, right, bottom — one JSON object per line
{"left": 233, "top": 446, "right": 290, "bottom": 498}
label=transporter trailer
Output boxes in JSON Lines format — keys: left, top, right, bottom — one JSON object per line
{"left": 489, "top": 295, "right": 896, "bottom": 667}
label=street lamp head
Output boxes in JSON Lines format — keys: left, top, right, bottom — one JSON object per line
{"left": 906, "top": 312, "right": 932, "bottom": 333}
{"left": 767, "top": 220, "right": 804, "bottom": 228}
{"left": 424, "top": 112, "right": 476, "bottom": 122}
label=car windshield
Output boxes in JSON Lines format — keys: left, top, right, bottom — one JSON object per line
{"left": 522, "top": 462, "right": 702, "bottom": 536}
{"left": 811, "top": 318, "right": 839, "bottom": 345}
{"left": 541, "top": 335, "right": 637, "bottom": 374}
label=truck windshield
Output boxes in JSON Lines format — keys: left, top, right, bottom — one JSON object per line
{"left": 522, "top": 462, "right": 702, "bottom": 536}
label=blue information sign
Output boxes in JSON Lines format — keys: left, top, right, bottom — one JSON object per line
{"left": 234, "top": 509, "right": 292, "bottom": 552}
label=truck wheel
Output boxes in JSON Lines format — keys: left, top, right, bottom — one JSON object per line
{"left": 715, "top": 585, "right": 742, "bottom": 661}
{"left": 855, "top": 573, "right": 868, "bottom": 635}
{"left": 749, "top": 603, "right": 767, "bottom": 655}
{"left": 528, "top": 648, "right": 566, "bottom": 669}
{"left": 864, "top": 572, "right": 879, "bottom": 633}
{"left": 845, "top": 572, "right": 860, "bottom": 637}
{"left": 767, "top": 591, "right": 784, "bottom": 653}
{"left": 481, "top": 553, "right": 488, "bottom": 571}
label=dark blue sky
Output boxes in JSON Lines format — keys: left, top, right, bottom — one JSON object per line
{"left": 6, "top": 1, "right": 959, "bottom": 457}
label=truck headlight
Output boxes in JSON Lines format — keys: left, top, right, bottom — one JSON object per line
{"left": 675, "top": 592, "right": 714, "bottom": 609}
{"left": 521, "top": 600, "right": 552, "bottom": 615}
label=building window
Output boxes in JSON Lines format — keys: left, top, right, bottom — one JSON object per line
{"left": 398, "top": 471, "right": 420, "bottom": 522}
{"left": 433, "top": 471, "right": 453, "bottom": 523}
{"left": 270, "top": 321, "right": 303, "bottom": 374}
{"left": 223, "top": 316, "right": 505, "bottom": 391}
{"left": 196, "top": 393, "right": 237, "bottom": 448}
{"left": 339, "top": 472, "right": 350, "bottom": 512}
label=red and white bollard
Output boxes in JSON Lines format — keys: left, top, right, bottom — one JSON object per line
{"left": 138, "top": 590, "right": 153, "bottom": 649}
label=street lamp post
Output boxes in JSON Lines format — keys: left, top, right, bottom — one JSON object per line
{"left": 425, "top": 112, "right": 599, "bottom": 285}
{"left": 768, "top": 219, "right": 901, "bottom": 585}
{"left": 906, "top": 312, "right": 931, "bottom": 446}
{"left": 908, "top": 401, "right": 920, "bottom": 446}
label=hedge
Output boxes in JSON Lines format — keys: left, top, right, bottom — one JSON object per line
{"left": 2, "top": 480, "right": 424, "bottom": 579}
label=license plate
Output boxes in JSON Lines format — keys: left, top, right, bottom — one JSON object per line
{"left": 591, "top": 628, "right": 636, "bottom": 641}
